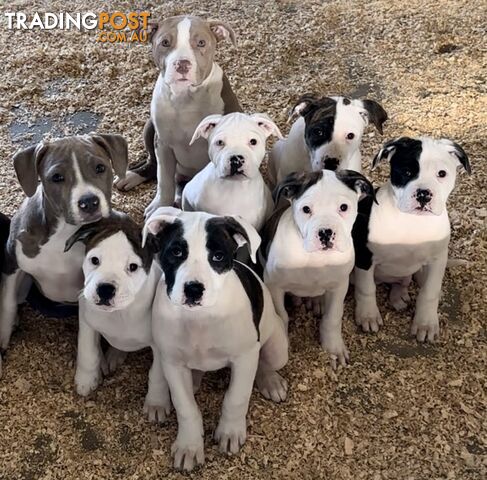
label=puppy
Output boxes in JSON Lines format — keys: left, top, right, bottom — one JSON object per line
{"left": 353, "top": 137, "right": 470, "bottom": 342}
{"left": 0, "top": 213, "right": 10, "bottom": 278}
{"left": 261, "top": 170, "right": 375, "bottom": 367}
{"left": 64, "top": 212, "right": 171, "bottom": 421}
{"left": 182, "top": 112, "right": 282, "bottom": 231}
{"left": 268, "top": 95, "right": 387, "bottom": 186}
{"left": 0, "top": 134, "right": 128, "bottom": 374}
{"left": 144, "top": 208, "right": 288, "bottom": 471}
{"left": 115, "top": 16, "right": 241, "bottom": 215}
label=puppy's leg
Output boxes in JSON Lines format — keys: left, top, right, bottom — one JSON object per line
{"left": 389, "top": 276, "right": 412, "bottom": 311}
{"left": 411, "top": 249, "right": 448, "bottom": 342}
{"left": 320, "top": 281, "right": 349, "bottom": 369}
{"left": 75, "top": 320, "right": 102, "bottom": 396}
{"left": 163, "top": 363, "right": 204, "bottom": 472}
{"left": 256, "top": 316, "right": 288, "bottom": 402}
{"left": 0, "top": 270, "right": 25, "bottom": 351}
{"left": 145, "top": 144, "right": 177, "bottom": 218}
{"left": 267, "top": 284, "right": 289, "bottom": 332}
{"left": 354, "top": 266, "right": 383, "bottom": 333}
{"left": 144, "top": 346, "right": 172, "bottom": 423}
{"left": 214, "top": 344, "right": 260, "bottom": 454}
{"left": 192, "top": 369, "right": 204, "bottom": 394}
{"left": 102, "top": 346, "right": 128, "bottom": 375}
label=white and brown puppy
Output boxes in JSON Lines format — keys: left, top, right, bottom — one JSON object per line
{"left": 261, "top": 169, "right": 376, "bottom": 368}
{"left": 64, "top": 212, "right": 171, "bottom": 422}
{"left": 0, "top": 134, "right": 128, "bottom": 377}
{"left": 353, "top": 137, "right": 471, "bottom": 342}
{"left": 115, "top": 16, "right": 241, "bottom": 214}
{"left": 144, "top": 208, "right": 288, "bottom": 471}
{"left": 268, "top": 95, "right": 387, "bottom": 186}
{"left": 182, "top": 112, "right": 282, "bottom": 231}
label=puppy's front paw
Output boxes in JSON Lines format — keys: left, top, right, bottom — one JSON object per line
{"left": 102, "top": 347, "right": 127, "bottom": 375}
{"left": 171, "top": 434, "right": 204, "bottom": 471}
{"left": 143, "top": 395, "right": 172, "bottom": 423}
{"left": 144, "top": 195, "right": 162, "bottom": 219}
{"left": 321, "top": 334, "right": 350, "bottom": 369}
{"left": 411, "top": 312, "right": 439, "bottom": 342}
{"left": 114, "top": 171, "right": 145, "bottom": 191}
{"left": 214, "top": 417, "right": 247, "bottom": 454}
{"left": 389, "top": 285, "right": 410, "bottom": 311}
{"left": 355, "top": 304, "right": 383, "bottom": 333}
{"left": 75, "top": 369, "right": 101, "bottom": 397}
{"left": 256, "top": 370, "right": 288, "bottom": 402}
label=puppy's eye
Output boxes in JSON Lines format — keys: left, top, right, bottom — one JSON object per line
{"left": 313, "top": 128, "right": 324, "bottom": 137}
{"left": 171, "top": 246, "right": 183, "bottom": 257}
{"left": 197, "top": 39, "right": 206, "bottom": 47}
{"left": 302, "top": 206, "right": 311, "bottom": 214}
{"left": 161, "top": 38, "right": 170, "bottom": 47}
{"left": 95, "top": 164, "right": 106, "bottom": 174}
{"left": 212, "top": 251, "right": 224, "bottom": 262}
{"left": 91, "top": 257, "right": 100, "bottom": 266}
{"left": 346, "top": 133, "right": 355, "bottom": 140}
{"left": 340, "top": 204, "right": 348, "bottom": 212}
{"left": 249, "top": 138, "right": 258, "bottom": 146}
{"left": 51, "top": 173, "right": 64, "bottom": 183}
{"left": 129, "top": 263, "right": 138, "bottom": 272}
{"left": 216, "top": 139, "right": 225, "bottom": 147}
{"left": 404, "top": 169, "right": 412, "bottom": 177}
{"left": 438, "top": 170, "right": 447, "bottom": 178}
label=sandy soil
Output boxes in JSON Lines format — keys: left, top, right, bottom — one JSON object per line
{"left": 0, "top": 1, "right": 485, "bottom": 479}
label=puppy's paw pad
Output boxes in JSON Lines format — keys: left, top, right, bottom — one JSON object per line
{"left": 411, "top": 318, "right": 439, "bottom": 343}
{"left": 256, "top": 371, "right": 288, "bottom": 403}
{"left": 214, "top": 418, "right": 246, "bottom": 454}
{"left": 171, "top": 439, "right": 204, "bottom": 471}
{"left": 114, "top": 171, "right": 145, "bottom": 191}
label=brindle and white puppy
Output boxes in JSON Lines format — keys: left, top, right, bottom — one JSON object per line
{"left": 261, "top": 169, "right": 376, "bottom": 368}
{"left": 0, "top": 134, "right": 127, "bottom": 376}
{"left": 268, "top": 94, "right": 387, "bottom": 186}
{"left": 115, "top": 16, "right": 241, "bottom": 213}
{"left": 144, "top": 208, "right": 288, "bottom": 471}
{"left": 64, "top": 212, "right": 171, "bottom": 422}
{"left": 353, "top": 137, "right": 470, "bottom": 342}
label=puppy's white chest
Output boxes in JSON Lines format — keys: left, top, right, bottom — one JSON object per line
{"left": 17, "top": 221, "right": 84, "bottom": 303}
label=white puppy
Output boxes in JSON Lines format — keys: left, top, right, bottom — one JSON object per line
{"left": 182, "top": 112, "right": 282, "bottom": 231}
{"left": 268, "top": 95, "right": 388, "bottom": 186}
{"left": 144, "top": 208, "right": 288, "bottom": 471}
{"left": 261, "top": 169, "right": 376, "bottom": 367}
{"left": 353, "top": 137, "right": 471, "bottom": 341}
{"left": 65, "top": 212, "right": 171, "bottom": 422}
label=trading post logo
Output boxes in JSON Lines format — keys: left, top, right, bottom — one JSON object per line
{"left": 4, "top": 12, "right": 152, "bottom": 43}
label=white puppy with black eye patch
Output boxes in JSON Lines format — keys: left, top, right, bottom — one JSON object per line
{"left": 182, "top": 112, "right": 282, "bottom": 231}
{"left": 143, "top": 208, "right": 288, "bottom": 472}
{"left": 64, "top": 212, "right": 171, "bottom": 422}
{"left": 261, "top": 169, "right": 376, "bottom": 368}
{"left": 353, "top": 137, "right": 471, "bottom": 342}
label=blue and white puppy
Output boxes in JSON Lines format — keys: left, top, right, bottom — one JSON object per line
{"left": 261, "top": 169, "right": 376, "bottom": 368}
{"left": 353, "top": 137, "right": 471, "bottom": 342}
{"left": 144, "top": 208, "right": 288, "bottom": 471}
{"left": 65, "top": 212, "right": 171, "bottom": 422}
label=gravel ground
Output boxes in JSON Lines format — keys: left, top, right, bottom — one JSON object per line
{"left": 0, "top": 1, "right": 486, "bottom": 479}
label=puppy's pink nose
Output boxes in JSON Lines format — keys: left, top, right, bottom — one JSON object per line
{"left": 175, "top": 59, "right": 191, "bottom": 74}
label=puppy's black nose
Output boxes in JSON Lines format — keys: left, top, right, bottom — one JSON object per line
{"left": 229, "top": 155, "right": 244, "bottom": 175}
{"left": 319, "top": 228, "right": 334, "bottom": 245}
{"left": 323, "top": 157, "right": 339, "bottom": 171}
{"left": 184, "top": 281, "right": 205, "bottom": 304}
{"left": 416, "top": 189, "right": 432, "bottom": 205}
{"left": 78, "top": 194, "right": 100, "bottom": 214}
{"left": 96, "top": 283, "right": 116, "bottom": 304}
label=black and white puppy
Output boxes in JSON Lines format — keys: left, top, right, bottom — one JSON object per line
{"left": 261, "top": 169, "right": 375, "bottom": 368}
{"left": 268, "top": 95, "right": 387, "bottom": 186}
{"left": 65, "top": 212, "right": 171, "bottom": 421}
{"left": 144, "top": 208, "right": 288, "bottom": 471}
{"left": 353, "top": 137, "right": 471, "bottom": 342}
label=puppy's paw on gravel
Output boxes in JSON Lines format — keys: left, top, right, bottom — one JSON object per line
{"left": 321, "top": 335, "right": 350, "bottom": 369}
{"left": 114, "top": 171, "right": 145, "bottom": 191}
{"left": 143, "top": 398, "right": 172, "bottom": 423}
{"left": 171, "top": 435, "right": 204, "bottom": 471}
{"left": 355, "top": 305, "right": 383, "bottom": 333}
{"left": 75, "top": 369, "right": 101, "bottom": 397}
{"left": 256, "top": 370, "right": 288, "bottom": 402}
{"left": 411, "top": 315, "right": 439, "bottom": 343}
{"left": 214, "top": 417, "right": 247, "bottom": 454}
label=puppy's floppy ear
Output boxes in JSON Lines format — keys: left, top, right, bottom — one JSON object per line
{"left": 91, "top": 134, "right": 129, "bottom": 179}
{"left": 142, "top": 207, "right": 182, "bottom": 247}
{"left": 221, "top": 216, "right": 261, "bottom": 263}
{"left": 273, "top": 171, "right": 322, "bottom": 204}
{"left": 251, "top": 113, "right": 283, "bottom": 139}
{"left": 288, "top": 93, "right": 321, "bottom": 123}
{"left": 337, "top": 169, "right": 377, "bottom": 204}
{"left": 189, "top": 114, "right": 223, "bottom": 145}
{"left": 13, "top": 143, "right": 48, "bottom": 197}
{"left": 444, "top": 139, "right": 471, "bottom": 174}
{"left": 360, "top": 99, "right": 388, "bottom": 134}
{"left": 372, "top": 137, "right": 405, "bottom": 170}
{"left": 64, "top": 223, "right": 100, "bottom": 252}
{"left": 146, "top": 20, "right": 159, "bottom": 43}
{"left": 208, "top": 20, "right": 237, "bottom": 46}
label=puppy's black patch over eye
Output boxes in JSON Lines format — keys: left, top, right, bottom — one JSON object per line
{"left": 438, "top": 170, "right": 447, "bottom": 178}
{"left": 197, "top": 39, "right": 206, "bottom": 47}
{"left": 249, "top": 138, "right": 257, "bottom": 146}
{"left": 51, "top": 173, "right": 64, "bottom": 183}
{"left": 212, "top": 251, "right": 224, "bottom": 262}
{"left": 91, "top": 257, "right": 100, "bottom": 266}
{"left": 95, "top": 164, "right": 106, "bottom": 174}
{"left": 340, "top": 204, "right": 348, "bottom": 212}
{"left": 302, "top": 206, "right": 311, "bottom": 214}
{"left": 346, "top": 133, "right": 355, "bottom": 140}
{"left": 171, "top": 246, "right": 183, "bottom": 257}
{"left": 161, "top": 38, "right": 170, "bottom": 47}
{"left": 129, "top": 263, "right": 138, "bottom": 272}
